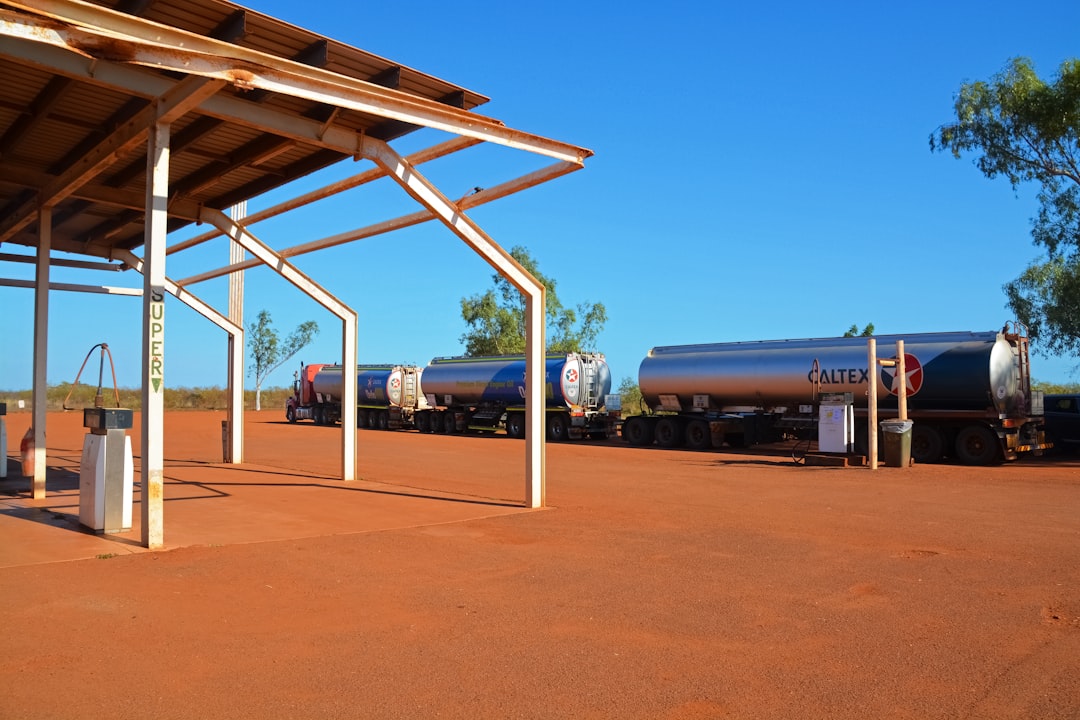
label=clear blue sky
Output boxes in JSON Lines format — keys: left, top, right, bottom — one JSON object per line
{"left": 2, "top": 0, "right": 1079, "bottom": 392}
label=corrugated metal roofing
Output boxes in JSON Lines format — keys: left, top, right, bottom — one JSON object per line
{"left": 0, "top": 0, "right": 490, "bottom": 257}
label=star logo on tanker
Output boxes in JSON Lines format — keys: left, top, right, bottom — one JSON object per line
{"left": 565, "top": 368, "right": 578, "bottom": 383}
{"left": 391, "top": 378, "right": 400, "bottom": 389}
{"left": 880, "top": 353, "right": 923, "bottom": 396}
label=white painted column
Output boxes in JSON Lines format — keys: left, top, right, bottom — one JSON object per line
{"left": 30, "top": 206, "right": 50, "bottom": 499}
{"left": 141, "top": 121, "right": 169, "bottom": 549}
{"left": 524, "top": 291, "right": 545, "bottom": 508}
{"left": 226, "top": 202, "right": 246, "bottom": 464}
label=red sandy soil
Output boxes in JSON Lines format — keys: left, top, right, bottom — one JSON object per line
{"left": 1, "top": 410, "right": 1079, "bottom": 719}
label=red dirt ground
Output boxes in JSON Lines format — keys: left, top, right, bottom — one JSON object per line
{"left": 2, "top": 410, "right": 1079, "bottom": 719}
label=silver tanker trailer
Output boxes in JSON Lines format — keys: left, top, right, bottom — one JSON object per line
{"left": 418, "top": 353, "right": 620, "bottom": 440}
{"left": 621, "top": 323, "right": 1050, "bottom": 465}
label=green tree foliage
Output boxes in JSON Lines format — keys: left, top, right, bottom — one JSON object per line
{"left": 248, "top": 310, "right": 319, "bottom": 410}
{"left": 843, "top": 323, "right": 875, "bottom": 337}
{"left": 930, "top": 56, "right": 1080, "bottom": 356}
{"left": 617, "top": 376, "right": 644, "bottom": 417}
{"left": 460, "top": 246, "right": 607, "bottom": 355}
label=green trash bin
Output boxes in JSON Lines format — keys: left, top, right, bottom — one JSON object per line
{"left": 880, "top": 420, "right": 913, "bottom": 467}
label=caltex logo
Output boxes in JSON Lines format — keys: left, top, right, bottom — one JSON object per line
{"left": 881, "top": 353, "right": 923, "bottom": 396}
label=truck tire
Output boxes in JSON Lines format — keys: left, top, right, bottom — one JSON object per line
{"left": 357, "top": 409, "right": 368, "bottom": 428}
{"left": 377, "top": 411, "right": 389, "bottom": 430}
{"left": 622, "top": 416, "right": 654, "bottom": 446}
{"left": 655, "top": 417, "right": 683, "bottom": 448}
{"left": 444, "top": 412, "right": 458, "bottom": 434}
{"left": 685, "top": 419, "right": 710, "bottom": 450}
{"left": 547, "top": 414, "right": 570, "bottom": 442}
{"left": 954, "top": 425, "right": 1000, "bottom": 466}
{"left": 286, "top": 406, "right": 296, "bottom": 423}
{"left": 506, "top": 413, "right": 525, "bottom": 439}
{"left": 415, "top": 412, "right": 431, "bottom": 433}
{"left": 911, "top": 424, "right": 944, "bottom": 464}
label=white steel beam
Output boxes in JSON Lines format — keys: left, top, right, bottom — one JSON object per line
{"left": 168, "top": 136, "right": 481, "bottom": 255}
{"left": 360, "top": 137, "right": 546, "bottom": 507}
{"left": 116, "top": 249, "right": 245, "bottom": 465}
{"left": 0, "top": 278, "right": 140, "bottom": 295}
{"left": 174, "top": 160, "right": 580, "bottom": 287}
{"left": 140, "top": 120, "right": 169, "bottom": 549}
{"left": 30, "top": 207, "right": 50, "bottom": 499}
{"left": 201, "top": 209, "right": 357, "bottom": 482}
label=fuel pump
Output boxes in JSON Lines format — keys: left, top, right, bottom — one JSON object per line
{"left": 68, "top": 344, "right": 134, "bottom": 534}
{"left": 818, "top": 392, "right": 855, "bottom": 454}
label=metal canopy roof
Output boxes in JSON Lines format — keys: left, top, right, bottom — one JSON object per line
{"left": 0, "top": 0, "right": 494, "bottom": 257}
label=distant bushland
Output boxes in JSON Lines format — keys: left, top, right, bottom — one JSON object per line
{"left": 0, "top": 383, "right": 291, "bottom": 412}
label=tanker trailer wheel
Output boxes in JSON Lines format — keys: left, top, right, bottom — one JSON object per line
{"left": 356, "top": 409, "right": 368, "bottom": 428}
{"left": 377, "top": 410, "right": 389, "bottom": 430}
{"left": 314, "top": 406, "right": 325, "bottom": 425}
{"left": 622, "top": 416, "right": 654, "bottom": 446}
{"left": 286, "top": 406, "right": 296, "bottom": 424}
{"left": 415, "top": 412, "right": 430, "bottom": 433}
{"left": 685, "top": 420, "right": 711, "bottom": 450}
{"left": 547, "top": 414, "right": 570, "bottom": 442}
{"left": 506, "top": 413, "right": 526, "bottom": 439}
{"left": 655, "top": 417, "right": 684, "bottom": 448}
{"left": 910, "top": 424, "right": 944, "bottom": 464}
{"left": 954, "top": 425, "right": 1001, "bottom": 466}
{"left": 444, "top": 412, "right": 458, "bottom": 434}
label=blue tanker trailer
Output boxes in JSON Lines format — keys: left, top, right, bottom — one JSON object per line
{"left": 286, "top": 363, "right": 428, "bottom": 428}
{"left": 418, "top": 353, "right": 620, "bottom": 441}
{"left": 622, "top": 324, "right": 1051, "bottom": 465}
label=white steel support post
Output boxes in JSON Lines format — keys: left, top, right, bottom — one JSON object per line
{"left": 524, "top": 291, "right": 545, "bottom": 507}
{"left": 202, "top": 210, "right": 357, "bottom": 482}
{"left": 226, "top": 202, "right": 246, "bottom": 464}
{"left": 141, "top": 121, "right": 169, "bottom": 549}
{"left": 361, "top": 138, "right": 547, "bottom": 507}
{"left": 30, "top": 206, "right": 50, "bottom": 499}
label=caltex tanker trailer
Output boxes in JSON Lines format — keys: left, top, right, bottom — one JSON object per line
{"left": 286, "top": 363, "right": 427, "bottom": 429}
{"left": 416, "top": 353, "right": 620, "bottom": 440}
{"left": 621, "top": 324, "right": 1050, "bottom": 465}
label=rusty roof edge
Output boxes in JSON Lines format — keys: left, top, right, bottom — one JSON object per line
{"left": 3, "top": 0, "right": 592, "bottom": 163}
{"left": 221, "top": 0, "right": 491, "bottom": 108}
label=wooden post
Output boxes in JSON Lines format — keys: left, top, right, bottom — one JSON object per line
{"left": 896, "top": 340, "right": 908, "bottom": 421}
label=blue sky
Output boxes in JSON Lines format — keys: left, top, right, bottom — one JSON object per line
{"left": 2, "top": 0, "right": 1080, "bottom": 392}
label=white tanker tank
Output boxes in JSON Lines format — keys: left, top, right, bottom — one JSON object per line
{"left": 623, "top": 324, "right": 1050, "bottom": 465}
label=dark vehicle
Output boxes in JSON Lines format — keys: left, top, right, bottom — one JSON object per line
{"left": 1044, "top": 394, "right": 1080, "bottom": 453}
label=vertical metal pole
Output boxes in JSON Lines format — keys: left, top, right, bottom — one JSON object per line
{"left": 867, "top": 338, "right": 878, "bottom": 470}
{"left": 31, "top": 206, "right": 51, "bottom": 499}
{"left": 141, "top": 120, "right": 169, "bottom": 549}
{"left": 525, "top": 289, "right": 545, "bottom": 508}
{"left": 896, "top": 340, "right": 908, "bottom": 421}
{"left": 226, "top": 202, "right": 246, "bottom": 464}
{"left": 341, "top": 312, "right": 357, "bottom": 482}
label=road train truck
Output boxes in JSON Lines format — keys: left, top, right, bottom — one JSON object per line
{"left": 416, "top": 353, "right": 621, "bottom": 440}
{"left": 286, "top": 363, "right": 427, "bottom": 429}
{"left": 620, "top": 324, "right": 1050, "bottom": 465}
